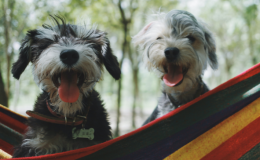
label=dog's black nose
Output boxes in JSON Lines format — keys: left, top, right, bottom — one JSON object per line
{"left": 60, "top": 49, "right": 79, "bottom": 66}
{"left": 164, "top": 47, "right": 179, "bottom": 61}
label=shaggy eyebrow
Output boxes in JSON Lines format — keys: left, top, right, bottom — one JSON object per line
{"left": 147, "top": 41, "right": 163, "bottom": 59}
{"left": 171, "top": 28, "right": 178, "bottom": 36}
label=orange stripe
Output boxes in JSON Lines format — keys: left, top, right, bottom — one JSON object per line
{"left": 164, "top": 97, "right": 260, "bottom": 160}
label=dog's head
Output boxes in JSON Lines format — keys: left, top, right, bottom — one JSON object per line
{"left": 133, "top": 10, "right": 218, "bottom": 93}
{"left": 12, "top": 15, "right": 121, "bottom": 116}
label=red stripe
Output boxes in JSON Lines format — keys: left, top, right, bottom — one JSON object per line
{"left": 0, "top": 113, "right": 27, "bottom": 134}
{"left": 11, "top": 63, "right": 260, "bottom": 160}
{"left": 201, "top": 115, "right": 260, "bottom": 160}
{"left": 0, "top": 139, "right": 13, "bottom": 155}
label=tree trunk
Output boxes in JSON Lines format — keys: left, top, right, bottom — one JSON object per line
{"left": 114, "top": 0, "right": 137, "bottom": 137}
{"left": 131, "top": 67, "right": 139, "bottom": 129}
{"left": 6, "top": 54, "right": 11, "bottom": 107}
{"left": 115, "top": 75, "right": 123, "bottom": 137}
{"left": 248, "top": 27, "right": 257, "bottom": 65}
{"left": 114, "top": 23, "right": 128, "bottom": 137}
{"left": 114, "top": 30, "right": 127, "bottom": 137}
{"left": 2, "top": 0, "right": 15, "bottom": 107}
{"left": 0, "top": 70, "right": 8, "bottom": 106}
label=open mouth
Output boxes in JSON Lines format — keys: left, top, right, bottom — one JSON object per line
{"left": 52, "top": 70, "right": 85, "bottom": 103}
{"left": 162, "top": 64, "right": 188, "bottom": 87}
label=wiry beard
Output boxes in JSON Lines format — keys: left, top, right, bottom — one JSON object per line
{"left": 50, "top": 94, "right": 84, "bottom": 116}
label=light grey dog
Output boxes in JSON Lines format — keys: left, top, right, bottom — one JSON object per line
{"left": 133, "top": 10, "right": 218, "bottom": 125}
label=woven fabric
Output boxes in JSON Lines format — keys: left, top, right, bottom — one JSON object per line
{"left": 165, "top": 97, "right": 260, "bottom": 160}
{"left": 202, "top": 114, "right": 260, "bottom": 160}
{"left": 0, "top": 105, "right": 27, "bottom": 133}
{"left": 117, "top": 90, "right": 260, "bottom": 160}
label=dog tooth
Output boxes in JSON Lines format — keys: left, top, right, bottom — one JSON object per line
{"left": 58, "top": 77, "right": 61, "bottom": 84}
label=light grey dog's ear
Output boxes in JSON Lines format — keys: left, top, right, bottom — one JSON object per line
{"left": 132, "top": 21, "right": 154, "bottom": 46}
{"left": 202, "top": 26, "right": 218, "bottom": 70}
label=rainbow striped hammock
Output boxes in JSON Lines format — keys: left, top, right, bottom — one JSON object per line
{"left": 0, "top": 63, "right": 260, "bottom": 160}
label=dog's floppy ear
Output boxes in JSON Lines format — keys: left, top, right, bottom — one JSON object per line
{"left": 202, "top": 26, "right": 218, "bottom": 70}
{"left": 12, "top": 30, "right": 35, "bottom": 80}
{"left": 132, "top": 21, "right": 154, "bottom": 46}
{"left": 102, "top": 38, "right": 121, "bottom": 80}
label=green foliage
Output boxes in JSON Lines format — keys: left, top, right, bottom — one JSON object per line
{"left": 244, "top": 4, "right": 258, "bottom": 26}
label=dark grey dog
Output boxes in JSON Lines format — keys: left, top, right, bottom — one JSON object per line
{"left": 12, "top": 16, "right": 120, "bottom": 157}
{"left": 133, "top": 10, "right": 218, "bottom": 125}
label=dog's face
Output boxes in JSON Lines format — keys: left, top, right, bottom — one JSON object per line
{"left": 12, "top": 16, "right": 121, "bottom": 116}
{"left": 133, "top": 10, "right": 218, "bottom": 94}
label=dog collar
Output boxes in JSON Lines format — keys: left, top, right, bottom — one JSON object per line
{"left": 26, "top": 100, "right": 90, "bottom": 126}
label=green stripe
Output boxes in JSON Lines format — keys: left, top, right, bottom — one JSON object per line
{"left": 78, "top": 73, "right": 260, "bottom": 160}
{"left": 0, "top": 123, "right": 23, "bottom": 146}
{"left": 239, "top": 142, "right": 260, "bottom": 160}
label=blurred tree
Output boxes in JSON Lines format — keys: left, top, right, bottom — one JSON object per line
{"left": 0, "top": 69, "right": 8, "bottom": 106}
{"left": 1, "top": 0, "right": 15, "bottom": 107}
{"left": 113, "top": 0, "right": 138, "bottom": 136}
{"left": 200, "top": 0, "right": 260, "bottom": 88}
{"left": 0, "top": 0, "right": 42, "bottom": 107}
{"left": 228, "top": 1, "right": 258, "bottom": 65}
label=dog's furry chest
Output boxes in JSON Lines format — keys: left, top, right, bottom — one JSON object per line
{"left": 157, "top": 93, "right": 177, "bottom": 118}
{"left": 157, "top": 81, "right": 209, "bottom": 119}
{"left": 13, "top": 91, "right": 112, "bottom": 157}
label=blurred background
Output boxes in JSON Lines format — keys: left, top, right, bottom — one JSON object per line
{"left": 0, "top": 0, "right": 259, "bottom": 137}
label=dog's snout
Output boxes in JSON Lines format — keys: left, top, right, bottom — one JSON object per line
{"left": 164, "top": 47, "right": 179, "bottom": 61}
{"left": 60, "top": 49, "right": 79, "bottom": 66}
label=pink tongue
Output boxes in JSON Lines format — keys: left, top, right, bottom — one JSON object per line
{"left": 163, "top": 65, "right": 183, "bottom": 87}
{"left": 58, "top": 71, "right": 80, "bottom": 103}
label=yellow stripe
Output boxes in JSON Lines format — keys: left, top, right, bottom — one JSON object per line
{"left": 0, "top": 149, "right": 12, "bottom": 159}
{"left": 164, "top": 97, "right": 260, "bottom": 160}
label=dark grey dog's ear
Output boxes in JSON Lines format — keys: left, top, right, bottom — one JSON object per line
{"left": 203, "top": 27, "right": 218, "bottom": 70}
{"left": 12, "top": 30, "right": 36, "bottom": 79}
{"left": 102, "top": 38, "right": 121, "bottom": 80}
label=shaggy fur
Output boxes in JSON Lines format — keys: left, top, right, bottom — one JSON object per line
{"left": 12, "top": 15, "right": 121, "bottom": 157}
{"left": 133, "top": 10, "right": 218, "bottom": 125}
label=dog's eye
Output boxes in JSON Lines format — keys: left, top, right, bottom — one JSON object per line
{"left": 186, "top": 35, "right": 195, "bottom": 43}
{"left": 156, "top": 37, "right": 162, "bottom": 40}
